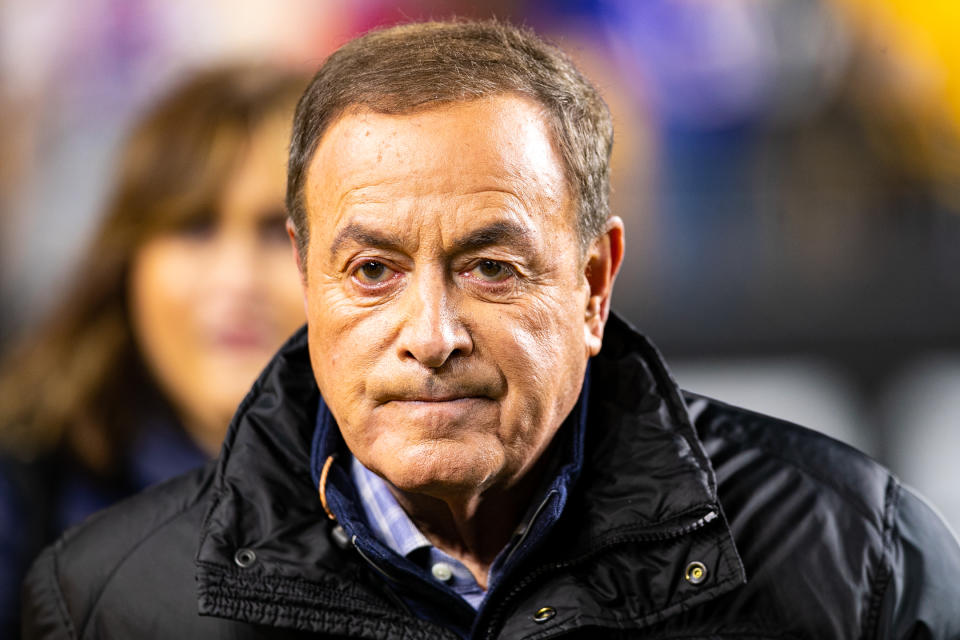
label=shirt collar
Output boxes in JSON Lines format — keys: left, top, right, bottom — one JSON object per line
{"left": 350, "top": 456, "right": 431, "bottom": 558}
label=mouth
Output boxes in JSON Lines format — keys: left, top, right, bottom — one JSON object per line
{"left": 372, "top": 375, "right": 502, "bottom": 408}
{"left": 374, "top": 396, "right": 494, "bottom": 429}
{"left": 376, "top": 382, "right": 499, "bottom": 405}
{"left": 374, "top": 389, "right": 499, "bottom": 415}
{"left": 209, "top": 325, "right": 273, "bottom": 351}
{"left": 390, "top": 394, "right": 485, "bottom": 402}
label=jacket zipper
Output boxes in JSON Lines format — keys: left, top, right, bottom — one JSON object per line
{"left": 479, "top": 508, "right": 719, "bottom": 640}
{"left": 498, "top": 489, "right": 559, "bottom": 572}
{"left": 352, "top": 534, "right": 398, "bottom": 581}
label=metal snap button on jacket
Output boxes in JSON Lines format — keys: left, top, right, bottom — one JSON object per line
{"left": 330, "top": 524, "right": 350, "bottom": 550}
{"left": 234, "top": 548, "right": 257, "bottom": 568}
{"left": 533, "top": 606, "right": 557, "bottom": 623}
{"left": 685, "top": 561, "right": 707, "bottom": 585}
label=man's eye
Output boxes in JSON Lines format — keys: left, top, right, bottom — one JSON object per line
{"left": 355, "top": 261, "right": 393, "bottom": 284}
{"left": 471, "top": 260, "right": 511, "bottom": 282}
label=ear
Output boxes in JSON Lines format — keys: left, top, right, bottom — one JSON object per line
{"left": 583, "top": 216, "right": 625, "bottom": 357}
{"left": 286, "top": 218, "right": 309, "bottom": 294}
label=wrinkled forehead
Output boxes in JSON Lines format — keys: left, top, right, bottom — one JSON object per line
{"left": 303, "top": 95, "right": 575, "bottom": 244}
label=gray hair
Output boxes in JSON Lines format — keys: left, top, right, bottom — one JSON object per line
{"left": 287, "top": 19, "right": 613, "bottom": 264}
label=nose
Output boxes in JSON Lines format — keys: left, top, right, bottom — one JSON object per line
{"left": 396, "top": 270, "right": 473, "bottom": 368}
{"left": 205, "top": 230, "right": 263, "bottom": 303}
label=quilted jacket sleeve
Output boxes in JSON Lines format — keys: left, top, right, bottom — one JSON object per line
{"left": 875, "top": 484, "right": 960, "bottom": 639}
{"left": 20, "top": 544, "right": 76, "bottom": 640}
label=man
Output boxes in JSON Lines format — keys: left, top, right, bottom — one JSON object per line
{"left": 23, "top": 20, "right": 960, "bottom": 639}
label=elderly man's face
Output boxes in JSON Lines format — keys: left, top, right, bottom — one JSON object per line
{"left": 299, "top": 95, "right": 612, "bottom": 500}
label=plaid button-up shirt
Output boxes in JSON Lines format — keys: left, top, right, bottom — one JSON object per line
{"left": 350, "top": 456, "right": 487, "bottom": 608}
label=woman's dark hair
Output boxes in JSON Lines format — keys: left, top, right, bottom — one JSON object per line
{"left": 0, "top": 65, "right": 306, "bottom": 473}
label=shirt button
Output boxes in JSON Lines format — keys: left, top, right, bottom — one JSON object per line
{"left": 431, "top": 562, "right": 454, "bottom": 582}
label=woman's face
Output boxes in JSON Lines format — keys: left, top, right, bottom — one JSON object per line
{"left": 129, "top": 117, "right": 304, "bottom": 455}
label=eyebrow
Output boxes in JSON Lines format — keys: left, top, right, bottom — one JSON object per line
{"left": 450, "top": 220, "right": 533, "bottom": 255}
{"left": 329, "top": 223, "right": 404, "bottom": 257}
{"left": 329, "top": 220, "right": 534, "bottom": 257}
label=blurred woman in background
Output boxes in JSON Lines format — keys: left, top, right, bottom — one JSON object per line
{"left": 0, "top": 65, "right": 307, "bottom": 631}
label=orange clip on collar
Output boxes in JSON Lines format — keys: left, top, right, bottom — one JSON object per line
{"left": 318, "top": 454, "right": 337, "bottom": 521}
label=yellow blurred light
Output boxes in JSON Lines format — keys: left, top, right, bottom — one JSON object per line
{"left": 835, "top": 0, "right": 960, "bottom": 132}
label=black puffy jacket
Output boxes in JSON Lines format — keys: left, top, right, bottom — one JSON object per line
{"left": 22, "top": 315, "right": 960, "bottom": 639}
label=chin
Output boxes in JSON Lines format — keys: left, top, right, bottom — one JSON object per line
{"left": 205, "top": 370, "right": 260, "bottom": 400}
{"left": 373, "top": 438, "right": 506, "bottom": 498}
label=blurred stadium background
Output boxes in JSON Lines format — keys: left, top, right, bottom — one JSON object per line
{"left": 2, "top": 0, "right": 958, "bottom": 531}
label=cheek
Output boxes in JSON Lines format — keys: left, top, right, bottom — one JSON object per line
{"left": 128, "top": 240, "right": 219, "bottom": 428}
{"left": 258, "top": 245, "right": 307, "bottom": 332}
{"left": 482, "top": 286, "right": 589, "bottom": 423}
{"left": 129, "top": 243, "right": 201, "bottom": 361}
{"left": 520, "top": 283, "right": 589, "bottom": 365}
{"left": 305, "top": 282, "right": 391, "bottom": 412}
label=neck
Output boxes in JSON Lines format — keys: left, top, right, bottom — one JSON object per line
{"left": 181, "top": 410, "right": 228, "bottom": 457}
{"left": 387, "top": 448, "right": 554, "bottom": 589}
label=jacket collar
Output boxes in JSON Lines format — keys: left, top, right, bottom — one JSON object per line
{"left": 195, "top": 313, "right": 745, "bottom": 637}
{"left": 577, "top": 312, "right": 721, "bottom": 540}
